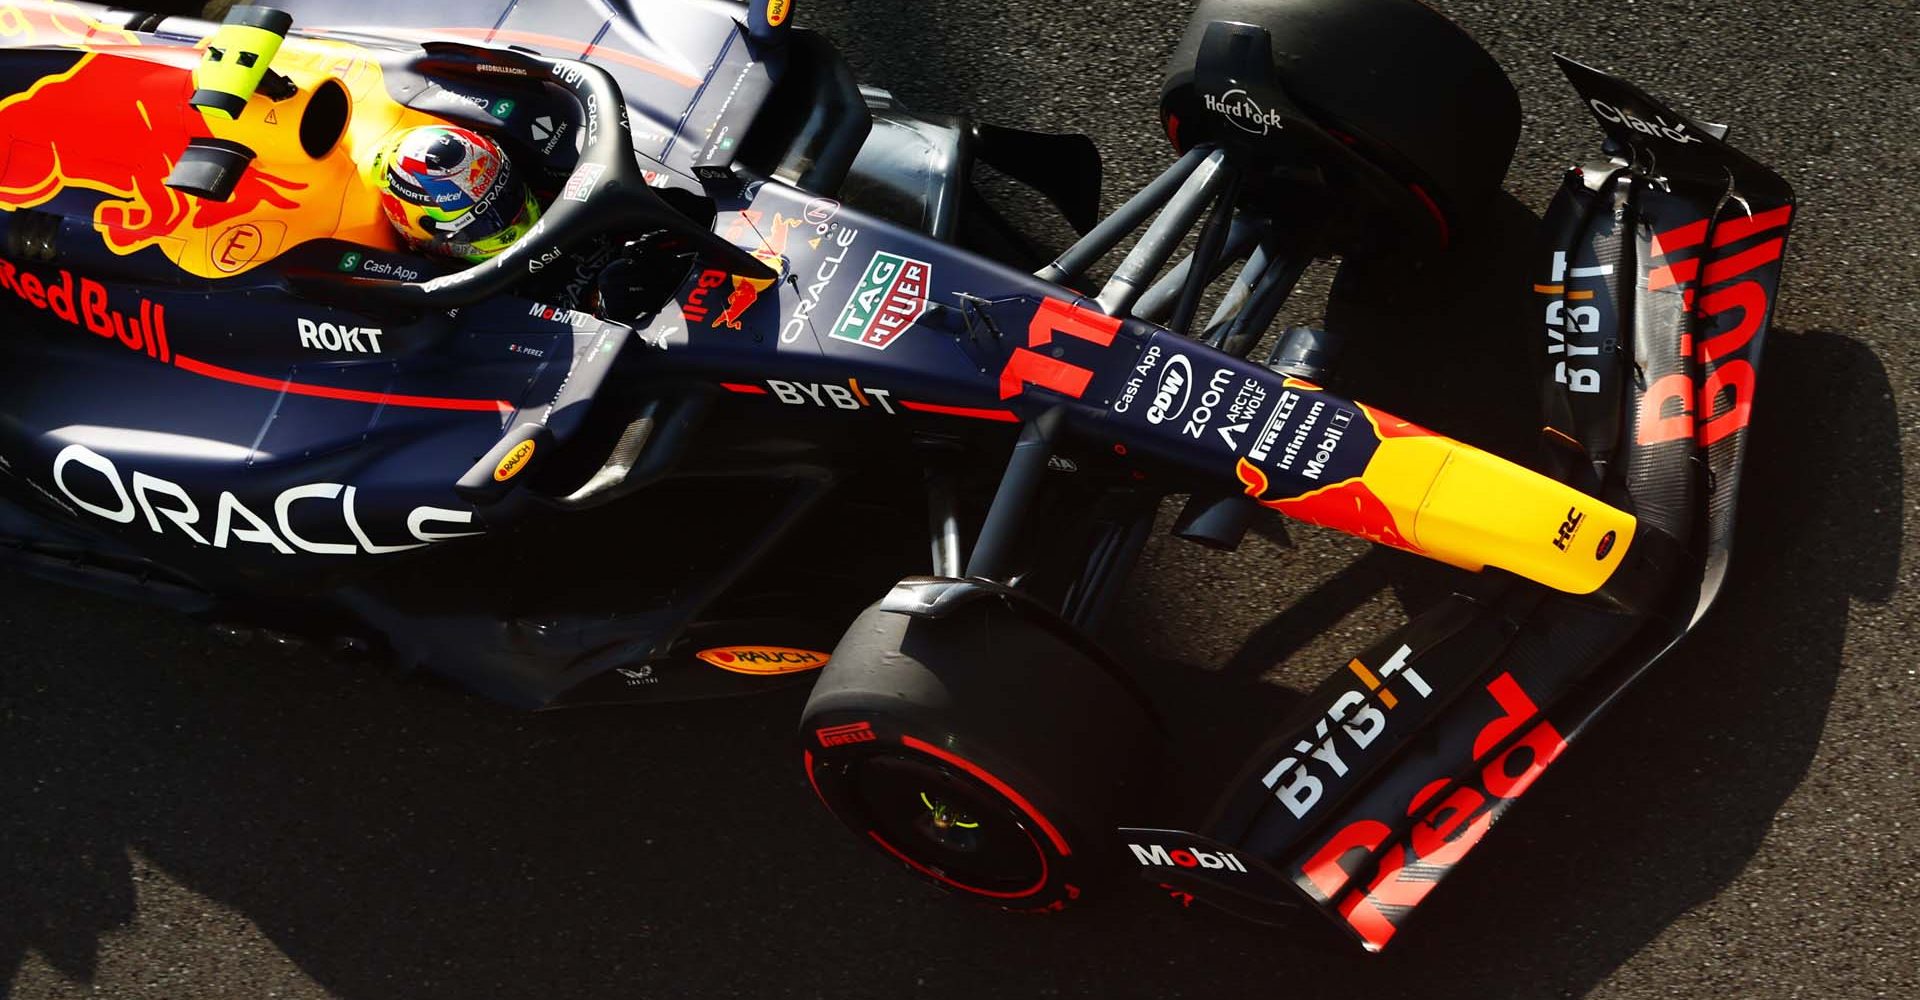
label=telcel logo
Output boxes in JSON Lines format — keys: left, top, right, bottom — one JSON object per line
{"left": 1128, "top": 843, "right": 1248, "bottom": 872}
{"left": 1589, "top": 99, "right": 1701, "bottom": 144}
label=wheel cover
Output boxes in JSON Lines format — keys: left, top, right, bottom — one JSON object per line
{"left": 852, "top": 754, "right": 1050, "bottom": 898}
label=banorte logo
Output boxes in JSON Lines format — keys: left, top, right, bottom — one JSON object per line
{"left": 0, "top": 8, "right": 309, "bottom": 276}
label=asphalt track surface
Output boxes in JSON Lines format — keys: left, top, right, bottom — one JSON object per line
{"left": 3, "top": 1, "right": 1916, "bottom": 997}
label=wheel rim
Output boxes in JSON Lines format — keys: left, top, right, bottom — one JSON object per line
{"left": 852, "top": 753, "right": 1048, "bottom": 897}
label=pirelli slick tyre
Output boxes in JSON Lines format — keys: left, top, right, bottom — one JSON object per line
{"left": 800, "top": 591, "right": 1159, "bottom": 913}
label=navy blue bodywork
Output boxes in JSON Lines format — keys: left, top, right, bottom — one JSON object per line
{"left": 0, "top": 0, "right": 1401, "bottom": 707}
{"left": 0, "top": 0, "right": 1797, "bottom": 950}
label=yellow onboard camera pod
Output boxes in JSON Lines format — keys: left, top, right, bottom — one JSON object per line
{"left": 188, "top": 4, "right": 295, "bottom": 120}
{"left": 169, "top": 5, "right": 294, "bottom": 202}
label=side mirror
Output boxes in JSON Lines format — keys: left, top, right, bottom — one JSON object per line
{"left": 747, "top": 0, "right": 794, "bottom": 48}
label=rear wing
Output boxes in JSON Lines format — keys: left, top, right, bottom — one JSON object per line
{"left": 1151, "top": 60, "right": 1795, "bottom": 951}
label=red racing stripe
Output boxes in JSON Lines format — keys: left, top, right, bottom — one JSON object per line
{"left": 900, "top": 400, "right": 1021, "bottom": 423}
{"left": 173, "top": 356, "right": 510, "bottom": 413}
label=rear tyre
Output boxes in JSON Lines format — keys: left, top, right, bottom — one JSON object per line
{"left": 800, "top": 590, "right": 1160, "bottom": 912}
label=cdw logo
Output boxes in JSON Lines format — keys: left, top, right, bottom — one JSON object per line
{"left": 1128, "top": 843, "right": 1248, "bottom": 873}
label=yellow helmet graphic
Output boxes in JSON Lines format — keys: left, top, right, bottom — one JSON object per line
{"left": 367, "top": 125, "right": 540, "bottom": 262}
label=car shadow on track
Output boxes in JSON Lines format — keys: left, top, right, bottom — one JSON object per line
{"left": 0, "top": 196, "right": 1900, "bottom": 1000}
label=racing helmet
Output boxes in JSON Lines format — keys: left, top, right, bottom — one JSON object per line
{"left": 368, "top": 125, "right": 541, "bottom": 262}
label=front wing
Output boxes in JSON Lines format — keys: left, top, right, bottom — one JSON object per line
{"left": 1138, "top": 59, "right": 1796, "bottom": 950}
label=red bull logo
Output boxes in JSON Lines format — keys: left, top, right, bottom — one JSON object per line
{"left": 714, "top": 272, "right": 776, "bottom": 330}
{"left": 701, "top": 210, "right": 800, "bottom": 330}
{"left": 0, "top": 258, "right": 170, "bottom": 360}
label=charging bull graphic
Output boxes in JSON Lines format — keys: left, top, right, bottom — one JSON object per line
{"left": 0, "top": 50, "right": 309, "bottom": 259}
{"left": 0, "top": 2, "right": 437, "bottom": 279}
{"left": 1237, "top": 456, "right": 1418, "bottom": 552}
{"left": 711, "top": 210, "right": 801, "bottom": 329}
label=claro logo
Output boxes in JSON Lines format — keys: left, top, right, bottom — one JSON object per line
{"left": 52, "top": 445, "right": 481, "bottom": 556}
{"left": 1589, "top": 99, "right": 1702, "bottom": 144}
{"left": 1128, "top": 843, "right": 1248, "bottom": 873}
{"left": 1146, "top": 355, "right": 1193, "bottom": 425}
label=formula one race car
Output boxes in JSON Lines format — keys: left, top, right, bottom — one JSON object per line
{"left": 0, "top": 0, "right": 1793, "bottom": 949}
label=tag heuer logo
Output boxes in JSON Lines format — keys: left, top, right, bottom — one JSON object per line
{"left": 829, "top": 252, "right": 931, "bottom": 350}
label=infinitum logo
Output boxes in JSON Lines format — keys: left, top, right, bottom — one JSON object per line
{"left": 1203, "top": 89, "right": 1285, "bottom": 136}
